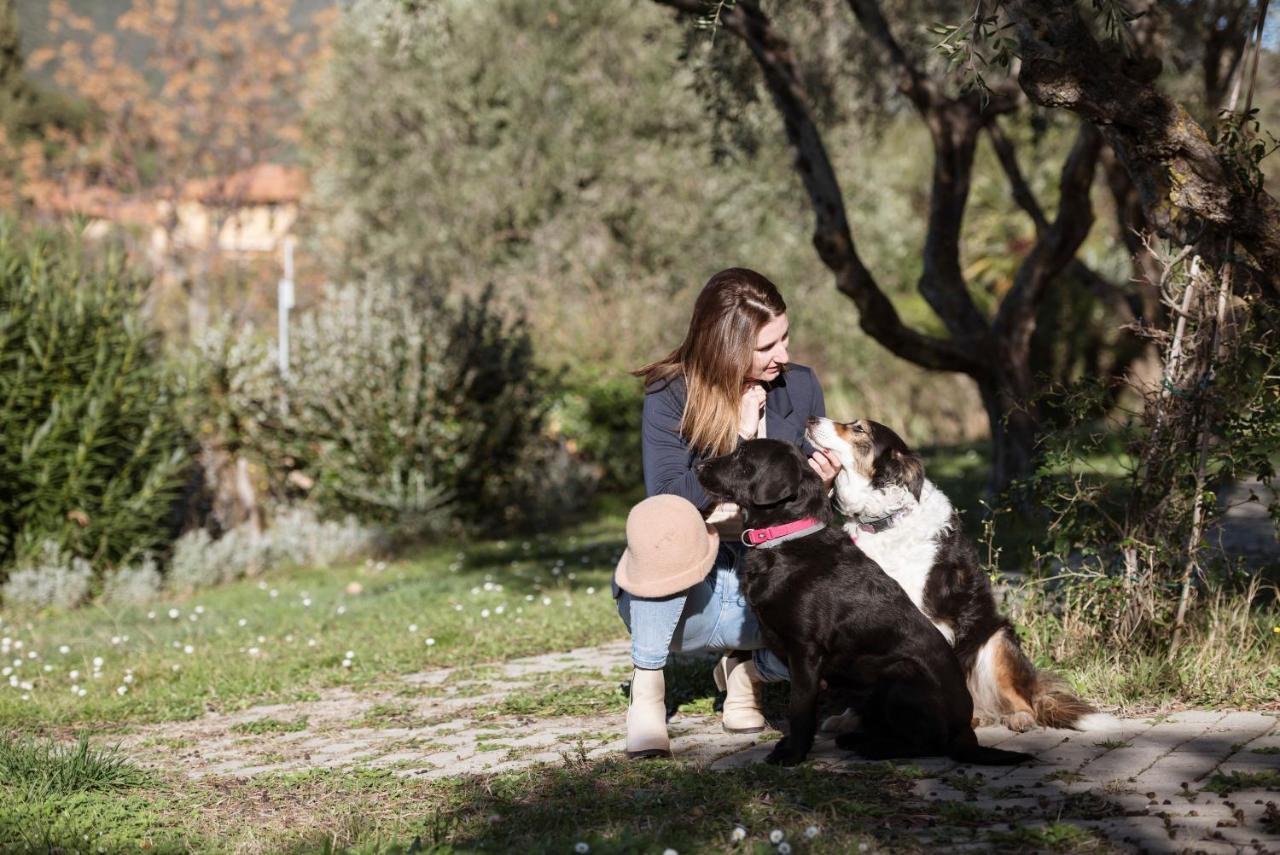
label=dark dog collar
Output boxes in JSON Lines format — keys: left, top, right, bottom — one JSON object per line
{"left": 742, "top": 518, "right": 827, "bottom": 548}
{"left": 855, "top": 508, "right": 909, "bottom": 534}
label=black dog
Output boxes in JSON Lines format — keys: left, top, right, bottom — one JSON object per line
{"left": 697, "top": 438, "right": 1032, "bottom": 767}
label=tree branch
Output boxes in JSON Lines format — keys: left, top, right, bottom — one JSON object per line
{"left": 987, "top": 120, "right": 1049, "bottom": 233}
{"left": 844, "top": 0, "right": 1022, "bottom": 115}
{"left": 655, "top": 0, "right": 987, "bottom": 374}
{"left": 994, "top": 122, "right": 1104, "bottom": 387}
{"left": 988, "top": 120, "right": 1137, "bottom": 320}
{"left": 1005, "top": 0, "right": 1280, "bottom": 295}
{"left": 844, "top": 0, "right": 999, "bottom": 344}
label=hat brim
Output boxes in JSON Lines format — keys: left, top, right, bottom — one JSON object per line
{"left": 614, "top": 525, "right": 720, "bottom": 599}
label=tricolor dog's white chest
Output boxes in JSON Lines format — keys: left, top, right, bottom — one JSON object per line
{"left": 838, "top": 477, "right": 955, "bottom": 639}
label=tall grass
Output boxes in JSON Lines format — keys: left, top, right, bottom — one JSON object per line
{"left": 0, "top": 734, "right": 149, "bottom": 799}
{"left": 1013, "top": 575, "right": 1280, "bottom": 712}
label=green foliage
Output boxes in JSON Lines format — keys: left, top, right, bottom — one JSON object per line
{"left": 1215, "top": 106, "right": 1280, "bottom": 199}
{"left": 549, "top": 374, "right": 643, "bottom": 493}
{"left": 304, "top": 0, "right": 998, "bottom": 452}
{"left": 1200, "top": 769, "right": 1280, "bottom": 796}
{"left": 931, "top": 0, "right": 1140, "bottom": 101}
{"left": 0, "top": 223, "right": 190, "bottom": 580}
{"left": 191, "top": 280, "right": 560, "bottom": 534}
{"left": 1005, "top": 280, "right": 1280, "bottom": 650}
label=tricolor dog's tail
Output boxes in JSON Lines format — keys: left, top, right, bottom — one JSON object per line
{"left": 970, "top": 628, "right": 1096, "bottom": 731}
{"left": 1033, "top": 670, "right": 1098, "bottom": 730}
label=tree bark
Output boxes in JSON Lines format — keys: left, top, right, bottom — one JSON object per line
{"left": 1005, "top": 0, "right": 1280, "bottom": 297}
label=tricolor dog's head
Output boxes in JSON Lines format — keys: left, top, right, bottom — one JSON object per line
{"left": 696, "top": 438, "right": 829, "bottom": 525}
{"left": 805, "top": 417, "right": 924, "bottom": 517}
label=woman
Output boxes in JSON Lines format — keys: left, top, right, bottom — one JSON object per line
{"left": 615, "top": 267, "right": 841, "bottom": 758}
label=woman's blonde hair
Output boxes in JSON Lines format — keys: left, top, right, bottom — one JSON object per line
{"left": 633, "top": 268, "right": 787, "bottom": 456}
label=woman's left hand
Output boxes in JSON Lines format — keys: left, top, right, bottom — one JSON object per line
{"left": 808, "top": 448, "right": 842, "bottom": 492}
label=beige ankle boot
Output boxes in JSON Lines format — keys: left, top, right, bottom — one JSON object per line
{"left": 626, "top": 667, "right": 671, "bottom": 759}
{"left": 820, "top": 707, "right": 861, "bottom": 734}
{"left": 713, "top": 654, "right": 766, "bottom": 734}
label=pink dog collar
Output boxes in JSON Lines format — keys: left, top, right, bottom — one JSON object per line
{"left": 741, "top": 517, "right": 825, "bottom": 547}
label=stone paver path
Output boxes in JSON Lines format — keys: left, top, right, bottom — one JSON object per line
{"left": 116, "top": 638, "right": 1280, "bottom": 853}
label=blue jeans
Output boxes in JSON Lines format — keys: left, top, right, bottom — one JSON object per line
{"left": 614, "top": 542, "right": 790, "bottom": 682}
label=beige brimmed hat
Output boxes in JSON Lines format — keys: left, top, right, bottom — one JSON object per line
{"left": 615, "top": 494, "right": 720, "bottom": 598}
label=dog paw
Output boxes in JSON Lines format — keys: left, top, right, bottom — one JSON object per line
{"left": 764, "top": 745, "right": 805, "bottom": 767}
{"left": 764, "top": 737, "right": 802, "bottom": 766}
{"left": 1002, "top": 711, "right": 1037, "bottom": 732}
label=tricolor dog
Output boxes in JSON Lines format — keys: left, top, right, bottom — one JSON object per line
{"left": 696, "top": 438, "right": 1032, "bottom": 766}
{"left": 806, "top": 417, "right": 1098, "bottom": 731}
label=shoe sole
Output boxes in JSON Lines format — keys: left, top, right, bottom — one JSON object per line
{"left": 722, "top": 724, "right": 766, "bottom": 734}
{"left": 626, "top": 748, "right": 672, "bottom": 759}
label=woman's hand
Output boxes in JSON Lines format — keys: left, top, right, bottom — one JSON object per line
{"left": 808, "top": 448, "right": 842, "bottom": 492}
{"left": 738, "top": 381, "right": 767, "bottom": 439}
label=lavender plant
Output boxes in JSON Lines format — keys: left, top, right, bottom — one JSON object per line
{"left": 100, "top": 554, "right": 163, "bottom": 606}
{"left": 0, "top": 540, "right": 93, "bottom": 609}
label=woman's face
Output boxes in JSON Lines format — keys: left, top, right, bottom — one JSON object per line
{"left": 747, "top": 313, "right": 789, "bottom": 382}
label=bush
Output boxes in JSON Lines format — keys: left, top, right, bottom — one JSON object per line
{"left": 100, "top": 555, "right": 163, "bottom": 606}
{"left": 0, "top": 224, "right": 190, "bottom": 581}
{"left": 550, "top": 373, "right": 643, "bottom": 493}
{"left": 166, "top": 507, "right": 383, "bottom": 595}
{"left": 0, "top": 540, "right": 93, "bottom": 609}
{"left": 194, "top": 280, "right": 562, "bottom": 534}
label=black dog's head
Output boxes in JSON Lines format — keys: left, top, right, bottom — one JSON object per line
{"left": 806, "top": 416, "right": 924, "bottom": 502}
{"left": 696, "top": 439, "right": 830, "bottom": 526}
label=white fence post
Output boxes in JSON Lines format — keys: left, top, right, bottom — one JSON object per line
{"left": 277, "top": 236, "right": 295, "bottom": 378}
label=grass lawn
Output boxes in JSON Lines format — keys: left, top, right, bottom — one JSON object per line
{"left": 1, "top": 450, "right": 1275, "bottom": 853}
{"left": 0, "top": 734, "right": 1128, "bottom": 854}
{"left": 0, "top": 506, "right": 633, "bottom": 732}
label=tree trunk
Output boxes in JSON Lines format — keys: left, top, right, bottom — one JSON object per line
{"left": 979, "top": 377, "right": 1039, "bottom": 495}
{"left": 1006, "top": 0, "right": 1280, "bottom": 295}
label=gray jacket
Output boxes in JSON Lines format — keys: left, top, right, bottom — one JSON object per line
{"left": 641, "top": 363, "right": 826, "bottom": 511}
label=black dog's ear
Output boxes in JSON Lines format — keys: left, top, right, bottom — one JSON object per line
{"left": 886, "top": 449, "right": 925, "bottom": 501}
{"left": 749, "top": 451, "right": 803, "bottom": 506}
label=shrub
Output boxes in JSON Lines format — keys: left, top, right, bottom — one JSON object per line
{"left": 166, "top": 507, "right": 383, "bottom": 595}
{"left": 264, "top": 506, "right": 385, "bottom": 569}
{"left": 0, "top": 223, "right": 190, "bottom": 580}
{"left": 550, "top": 373, "right": 643, "bottom": 493}
{"left": 166, "top": 529, "right": 223, "bottom": 593}
{"left": 194, "top": 280, "right": 561, "bottom": 533}
{"left": 0, "top": 540, "right": 92, "bottom": 609}
{"left": 100, "top": 555, "right": 163, "bottom": 606}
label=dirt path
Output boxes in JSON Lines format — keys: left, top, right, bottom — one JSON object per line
{"left": 116, "top": 638, "right": 1279, "bottom": 853}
